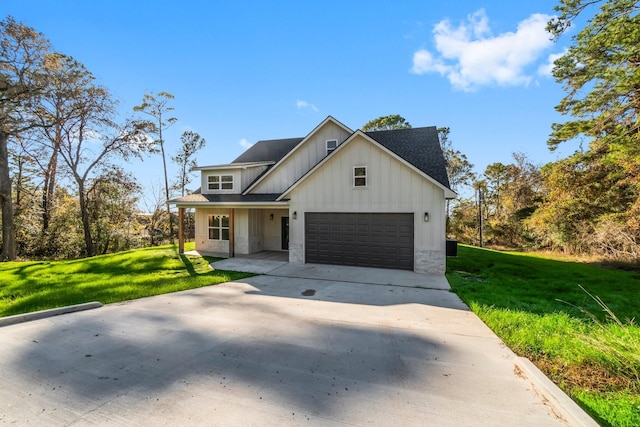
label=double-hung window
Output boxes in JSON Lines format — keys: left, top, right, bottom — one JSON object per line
{"left": 208, "top": 175, "right": 233, "bottom": 191}
{"left": 208, "top": 215, "right": 230, "bottom": 240}
{"left": 353, "top": 166, "right": 367, "bottom": 187}
{"left": 326, "top": 139, "right": 338, "bottom": 155}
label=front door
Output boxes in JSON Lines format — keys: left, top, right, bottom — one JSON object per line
{"left": 281, "top": 217, "right": 289, "bottom": 250}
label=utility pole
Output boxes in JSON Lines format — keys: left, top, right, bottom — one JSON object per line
{"left": 478, "top": 188, "right": 484, "bottom": 247}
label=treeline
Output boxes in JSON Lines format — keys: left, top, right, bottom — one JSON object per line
{"left": 2, "top": 0, "right": 639, "bottom": 262}
{"left": 1, "top": 17, "right": 204, "bottom": 260}
{"left": 448, "top": 0, "right": 640, "bottom": 262}
{"left": 448, "top": 149, "right": 640, "bottom": 261}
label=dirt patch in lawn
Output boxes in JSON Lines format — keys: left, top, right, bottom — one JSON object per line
{"left": 534, "top": 358, "right": 639, "bottom": 392}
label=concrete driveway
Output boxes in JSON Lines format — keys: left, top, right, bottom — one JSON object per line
{"left": 0, "top": 263, "right": 593, "bottom": 426}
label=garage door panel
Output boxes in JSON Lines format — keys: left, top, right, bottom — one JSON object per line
{"left": 305, "top": 213, "right": 414, "bottom": 271}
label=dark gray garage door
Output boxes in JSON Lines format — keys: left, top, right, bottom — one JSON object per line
{"left": 305, "top": 213, "right": 414, "bottom": 270}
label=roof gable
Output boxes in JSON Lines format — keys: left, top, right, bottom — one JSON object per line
{"left": 278, "top": 129, "right": 456, "bottom": 200}
{"left": 365, "top": 127, "right": 451, "bottom": 189}
{"left": 243, "top": 116, "right": 353, "bottom": 195}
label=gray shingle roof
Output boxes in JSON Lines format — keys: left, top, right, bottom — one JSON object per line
{"left": 232, "top": 138, "right": 303, "bottom": 163}
{"left": 366, "top": 127, "right": 451, "bottom": 189}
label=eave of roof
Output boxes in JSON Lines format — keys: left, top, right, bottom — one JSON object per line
{"left": 193, "top": 161, "right": 274, "bottom": 171}
{"left": 170, "top": 193, "right": 287, "bottom": 207}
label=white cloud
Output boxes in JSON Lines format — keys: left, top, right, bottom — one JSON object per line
{"left": 238, "top": 138, "right": 252, "bottom": 149}
{"left": 411, "top": 9, "right": 555, "bottom": 91}
{"left": 296, "top": 99, "right": 318, "bottom": 112}
{"left": 538, "top": 50, "right": 566, "bottom": 77}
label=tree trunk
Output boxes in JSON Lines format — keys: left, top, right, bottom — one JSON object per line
{"left": 159, "top": 139, "right": 174, "bottom": 243}
{"left": 77, "top": 181, "right": 95, "bottom": 257}
{"left": 15, "top": 155, "right": 24, "bottom": 211}
{"left": 0, "top": 132, "right": 17, "bottom": 261}
{"left": 42, "top": 137, "right": 60, "bottom": 232}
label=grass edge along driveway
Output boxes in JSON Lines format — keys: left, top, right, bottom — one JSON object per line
{"left": 0, "top": 243, "right": 254, "bottom": 318}
{"left": 447, "top": 244, "right": 640, "bottom": 427}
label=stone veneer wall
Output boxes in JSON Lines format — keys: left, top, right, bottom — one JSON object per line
{"left": 289, "top": 242, "right": 304, "bottom": 264}
{"left": 414, "top": 249, "right": 445, "bottom": 274}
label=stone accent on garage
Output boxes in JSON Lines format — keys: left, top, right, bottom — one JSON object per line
{"left": 415, "top": 249, "right": 446, "bottom": 274}
{"left": 288, "top": 242, "right": 304, "bottom": 264}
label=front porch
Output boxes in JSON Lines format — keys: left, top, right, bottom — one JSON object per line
{"left": 184, "top": 250, "right": 289, "bottom": 262}
{"left": 177, "top": 206, "right": 290, "bottom": 259}
{"left": 186, "top": 250, "right": 289, "bottom": 274}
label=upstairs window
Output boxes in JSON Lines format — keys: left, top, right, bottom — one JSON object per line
{"left": 326, "top": 139, "right": 338, "bottom": 155}
{"left": 353, "top": 166, "right": 367, "bottom": 187}
{"left": 208, "top": 174, "right": 233, "bottom": 190}
{"left": 208, "top": 215, "right": 229, "bottom": 240}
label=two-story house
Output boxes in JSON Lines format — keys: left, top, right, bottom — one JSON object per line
{"left": 171, "top": 116, "right": 455, "bottom": 274}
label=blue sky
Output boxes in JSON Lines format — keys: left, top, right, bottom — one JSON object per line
{"left": 5, "top": 0, "right": 579, "bottom": 202}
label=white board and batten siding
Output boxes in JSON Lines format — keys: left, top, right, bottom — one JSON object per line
{"left": 194, "top": 208, "right": 230, "bottom": 253}
{"left": 199, "top": 169, "right": 241, "bottom": 195}
{"left": 194, "top": 207, "right": 288, "bottom": 254}
{"left": 241, "top": 165, "right": 269, "bottom": 191}
{"left": 287, "top": 134, "right": 447, "bottom": 274}
{"left": 251, "top": 121, "right": 352, "bottom": 194}
{"left": 194, "top": 208, "right": 261, "bottom": 254}
{"left": 199, "top": 165, "right": 269, "bottom": 195}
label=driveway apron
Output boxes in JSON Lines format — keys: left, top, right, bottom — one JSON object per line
{"left": 0, "top": 267, "right": 589, "bottom": 426}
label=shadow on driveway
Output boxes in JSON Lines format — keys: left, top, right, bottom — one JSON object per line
{"left": 241, "top": 273, "right": 469, "bottom": 310}
{"left": 2, "top": 285, "right": 447, "bottom": 425}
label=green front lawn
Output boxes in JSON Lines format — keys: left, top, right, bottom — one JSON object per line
{"left": 0, "top": 243, "right": 253, "bottom": 318}
{"left": 447, "top": 245, "right": 640, "bottom": 427}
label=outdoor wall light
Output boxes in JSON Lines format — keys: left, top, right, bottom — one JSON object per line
{"left": 424, "top": 212, "right": 430, "bottom": 222}
{"left": 270, "top": 213, "right": 274, "bottom": 220}
{"left": 293, "top": 211, "right": 297, "bottom": 220}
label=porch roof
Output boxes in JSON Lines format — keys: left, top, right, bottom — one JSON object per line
{"left": 171, "top": 193, "right": 287, "bottom": 207}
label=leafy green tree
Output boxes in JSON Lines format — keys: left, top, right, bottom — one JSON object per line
{"left": 9, "top": 145, "right": 43, "bottom": 256}
{"left": 449, "top": 198, "right": 479, "bottom": 245}
{"left": 141, "top": 182, "right": 172, "bottom": 246}
{"left": 483, "top": 162, "right": 511, "bottom": 220}
{"left": 34, "top": 53, "right": 94, "bottom": 233}
{"left": 481, "top": 154, "right": 541, "bottom": 247}
{"left": 437, "top": 127, "right": 476, "bottom": 235}
{"left": 57, "top": 82, "right": 149, "bottom": 257}
{"left": 172, "top": 131, "right": 205, "bottom": 197}
{"left": 362, "top": 114, "right": 411, "bottom": 131}
{"left": 528, "top": 149, "right": 634, "bottom": 253}
{"left": 542, "top": 0, "right": 640, "bottom": 258}
{"left": 134, "top": 91, "right": 177, "bottom": 241}
{"left": 438, "top": 127, "right": 476, "bottom": 193}
{"left": 87, "top": 167, "right": 142, "bottom": 254}
{"left": 0, "top": 16, "right": 51, "bottom": 260}
{"left": 547, "top": 0, "right": 640, "bottom": 154}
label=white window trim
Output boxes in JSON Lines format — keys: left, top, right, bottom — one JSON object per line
{"left": 207, "top": 174, "right": 234, "bottom": 191}
{"left": 326, "top": 139, "right": 338, "bottom": 155}
{"left": 208, "top": 215, "right": 230, "bottom": 240}
{"left": 353, "top": 166, "right": 367, "bottom": 188}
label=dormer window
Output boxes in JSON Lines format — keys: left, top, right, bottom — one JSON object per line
{"left": 208, "top": 174, "right": 233, "bottom": 191}
{"left": 326, "top": 139, "right": 338, "bottom": 155}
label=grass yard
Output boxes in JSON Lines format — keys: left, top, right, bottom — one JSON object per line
{"left": 0, "top": 242, "right": 253, "bottom": 318}
{"left": 447, "top": 245, "right": 640, "bottom": 427}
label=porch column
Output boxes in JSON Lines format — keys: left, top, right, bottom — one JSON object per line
{"left": 178, "top": 207, "right": 185, "bottom": 254}
{"left": 228, "top": 208, "right": 235, "bottom": 258}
